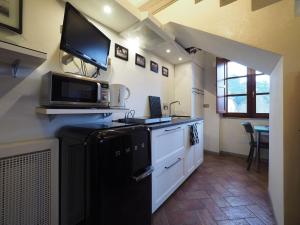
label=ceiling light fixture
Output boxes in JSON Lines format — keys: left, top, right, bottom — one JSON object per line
{"left": 103, "top": 5, "right": 112, "bottom": 14}
{"left": 166, "top": 49, "right": 171, "bottom": 53}
{"left": 178, "top": 57, "right": 182, "bottom": 61}
{"left": 126, "top": 37, "right": 140, "bottom": 50}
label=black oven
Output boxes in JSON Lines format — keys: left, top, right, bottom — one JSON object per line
{"left": 58, "top": 123, "right": 152, "bottom": 225}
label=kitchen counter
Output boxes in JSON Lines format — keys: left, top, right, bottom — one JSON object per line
{"left": 147, "top": 117, "right": 204, "bottom": 130}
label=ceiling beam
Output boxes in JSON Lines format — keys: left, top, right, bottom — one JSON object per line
{"left": 139, "top": 0, "right": 177, "bottom": 14}
{"left": 252, "top": 0, "right": 282, "bottom": 11}
{"left": 220, "top": 0, "right": 238, "bottom": 7}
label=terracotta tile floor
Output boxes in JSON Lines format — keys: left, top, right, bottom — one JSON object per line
{"left": 152, "top": 153, "right": 276, "bottom": 225}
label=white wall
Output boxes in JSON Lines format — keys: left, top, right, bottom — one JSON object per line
{"left": 269, "top": 58, "right": 284, "bottom": 225}
{"left": 0, "top": 0, "right": 174, "bottom": 144}
{"left": 220, "top": 118, "right": 269, "bottom": 157}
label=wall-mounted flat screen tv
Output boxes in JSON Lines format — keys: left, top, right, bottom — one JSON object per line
{"left": 60, "top": 2, "right": 111, "bottom": 71}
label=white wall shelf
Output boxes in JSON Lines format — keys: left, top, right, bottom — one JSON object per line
{"left": 36, "top": 107, "right": 129, "bottom": 115}
{"left": 0, "top": 41, "right": 47, "bottom": 77}
{"left": 36, "top": 107, "right": 129, "bottom": 121}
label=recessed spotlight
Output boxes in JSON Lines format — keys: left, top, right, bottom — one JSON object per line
{"left": 126, "top": 37, "right": 140, "bottom": 50}
{"left": 166, "top": 49, "right": 171, "bottom": 53}
{"left": 103, "top": 5, "right": 112, "bottom": 14}
{"left": 178, "top": 57, "right": 182, "bottom": 61}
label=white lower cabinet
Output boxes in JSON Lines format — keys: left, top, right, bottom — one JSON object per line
{"left": 151, "top": 120, "right": 204, "bottom": 212}
{"left": 152, "top": 151, "right": 185, "bottom": 212}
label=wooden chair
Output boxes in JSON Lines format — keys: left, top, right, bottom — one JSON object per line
{"left": 241, "top": 122, "right": 268, "bottom": 170}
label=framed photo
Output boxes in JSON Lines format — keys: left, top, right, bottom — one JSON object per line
{"left": 135, "top": 53, "right": 146, "bottom": 68}
{"left": 150, "top": 60, "right": 158, "bottom": 73}
{"left": 0, "top": 0, "right": 22, "bottom": 34}
{"left": 115, "top": 43, "right": 128, "bottom": 61}
{"left": 162, "top": 66, "right": 169, "bottom": 77}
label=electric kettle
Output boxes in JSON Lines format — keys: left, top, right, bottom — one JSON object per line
{"left": 109, "top": 84, "right": 131, "bottom": 108}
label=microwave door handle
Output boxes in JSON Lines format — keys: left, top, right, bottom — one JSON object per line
{"left": 132, "top": 166, "right": 154, "bottom": 182}
{"left": 97, "top": 83, "right": 101, "bottom": 102}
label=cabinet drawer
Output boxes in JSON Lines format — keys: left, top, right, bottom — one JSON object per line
{"left": 152, "top": 151, "right": 185, "bottom": 212}
{"left": 151, "top": 126, "right": 184, "bottom": 164}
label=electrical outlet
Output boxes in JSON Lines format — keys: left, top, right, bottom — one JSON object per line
{"left": 61, "top": 54, "right": 74, "bottom": 65}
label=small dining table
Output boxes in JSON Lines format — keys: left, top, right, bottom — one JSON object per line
{"left": 254, "top": 125, "right": 269, "bottom": 169}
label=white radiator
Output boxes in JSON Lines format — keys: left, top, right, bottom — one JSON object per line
{"left": 0, "top": 139, "right": 59, "bottom": 225}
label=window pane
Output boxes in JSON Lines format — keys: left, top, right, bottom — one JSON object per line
{"left": 227, "top": 62, "right": 247, "bottom": 77}
{"left": 228, "top": 96, "right": 247, "bottom": 113}
{"left": 227, "top": 77, "right": 247, "bottom": 95}
{"left": 256, "top": 94, "right": 270, "bottom": 113}
{"left": 255, "top": 70, "right": 263, "bottom": 74}
{"left": 256, "top": 75, "right": 270, "bottom": 93}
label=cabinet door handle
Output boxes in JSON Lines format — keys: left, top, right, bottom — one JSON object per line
{"left": 165, "top": 158, "right": 181, "bottom": 169}
{"left": 164, "top": 127, "right": 181, "bottom": 132}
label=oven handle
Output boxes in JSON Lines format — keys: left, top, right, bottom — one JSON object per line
{"left": 132, "top": 166, "right": 154, "bottom": 182}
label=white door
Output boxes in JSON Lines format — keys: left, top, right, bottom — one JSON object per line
{"left": 194, "top": 121, "right": 204, "bottom": 167}
{"left": 184, "top": 124, "right": 195, "bottom": 176}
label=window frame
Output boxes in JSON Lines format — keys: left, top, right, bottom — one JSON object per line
{"left": 217, "top": 59, "right": 269, "bottom": 118}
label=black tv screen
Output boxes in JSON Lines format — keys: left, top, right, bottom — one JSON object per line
{"left": 60, "top": 2, "right": 111, "bottom": 70}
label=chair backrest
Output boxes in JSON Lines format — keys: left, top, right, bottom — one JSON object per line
{"left": 241, "top": 122, "right": 255, "bottom": 144}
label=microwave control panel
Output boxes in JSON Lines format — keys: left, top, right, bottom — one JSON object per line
{"left": 100, "top": 82, "right": 110, "bottom": 103}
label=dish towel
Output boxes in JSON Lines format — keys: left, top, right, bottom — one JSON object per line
{"left": 190, "top": 124, "right": 199, "bottom": 145}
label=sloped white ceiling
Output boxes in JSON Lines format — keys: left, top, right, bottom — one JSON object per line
{"left": 64, "top": 0, "right": 141, "bottom": 32}
{"left": 164, "top": 22, "right": 281, "bottom": 74}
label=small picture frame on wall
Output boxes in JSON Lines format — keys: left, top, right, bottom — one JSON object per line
{"left": 150, "top": 60, "right": 158, "bottom": 73}
{"left": 162, "top": 66, "right": 169, "bottom": 77}
{"left": 115, "top": 43, "right": 128, "bottom": 61}
{"left": 0, "top": 0, "right": 23, "bottom": 34}
{"left": 135, "top": 53, "right": 146, "bottom": 68}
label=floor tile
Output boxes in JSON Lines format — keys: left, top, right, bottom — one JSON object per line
{"left": 246, "top": 205, "right": 276, "bottom": 225}
{"left": 210, "top": 193, "right": 231, "bottom": 207}
{"left": 166, "top": 210, "right": 199, "bottom": 225}
{"left": 217, "top": 219, "right": 250, "bottom": 225}
{"left": 245, "top": 217, "right": 266, "bottom": 225}
{"left": 152, "top": 209, "right": 170, "bottom": 225}
{"left": 151, "top": 153, "right": 275, "bottom": 225}
{"left": 201, "top": 198, "right": 228, "bottom": 221}
{"left": 185, "top": 190, "right": 210, "bottom": 199}
{"left": 179, "top": 199, "right": 206, "bottom": 211}
{"left": 225, "top": 196, "right": 255, "bottom": 207}
{"left": 221, "top": 206, "right": 255, "bottom": 220}
{"left": 197, "top": 209, "right": 218, "bottom": 225}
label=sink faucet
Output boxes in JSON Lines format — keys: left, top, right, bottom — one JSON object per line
{"left": 169, "top": 101, "right": 181, "bottom": 116}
